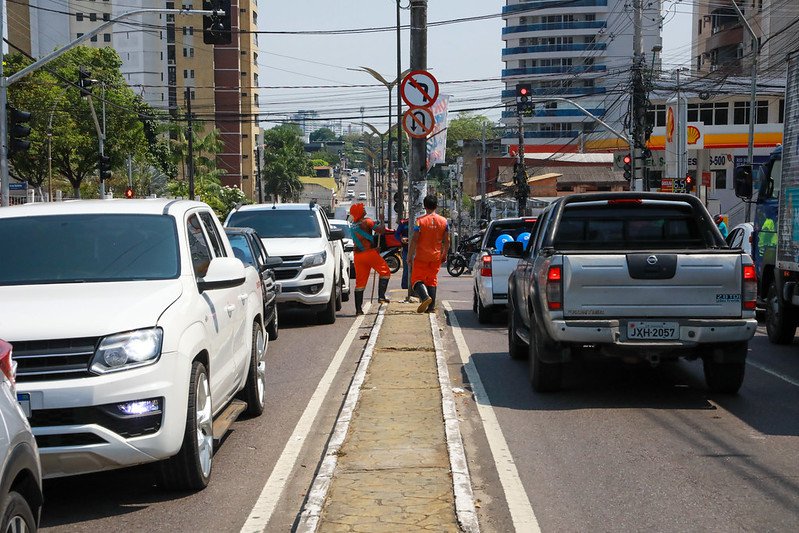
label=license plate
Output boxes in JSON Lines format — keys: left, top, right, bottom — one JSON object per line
{"left": 627, "top": 321, "right": 679, "bottom": 340}
{"left": 16, "top": 393, "right": 31, "bottom": 418}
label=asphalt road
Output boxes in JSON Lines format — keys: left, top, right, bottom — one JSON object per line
{"left": 40, "top": 301, "right": 376, "bottom": 532}
{"left": 436, "top": 273, "right": 799, "bottom": 532}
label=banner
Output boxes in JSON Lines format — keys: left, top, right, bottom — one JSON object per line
{"left": 426, "top": 95, "right": 450, "bottom": 169}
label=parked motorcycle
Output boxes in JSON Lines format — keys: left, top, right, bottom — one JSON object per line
{"left": 381, "top": 247, "right": 402, "bottom": 273}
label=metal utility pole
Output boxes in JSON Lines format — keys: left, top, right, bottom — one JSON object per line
{"left": 86, "top": 93, "right": 106, "bottom": 198}
{"left": 516, "top": 106, "right": 527, "bottom": 216}
{"left": 396, "top": 0, "right": 404, "bottom": 220}
{"left": 185, "top": 88, "right": 195, "bottom": 200}
{"left": 255, "top": 144, "right": 263, "bottom": 204}
{"left": 408, "top": 0, "right": 427, "bottom": 220}
{"left": 481, "top": 122, "right": 487, "bottom": 221}
{"left": 630, "top": 0, "right": 646, "bottom": 192}
{"left": 731, "top": 0, "right": 758, "bottom": 222}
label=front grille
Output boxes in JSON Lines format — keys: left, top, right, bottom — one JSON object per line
{"left": 11, "top": 337, "right": 98, "bottom": 382}
{"left": 275, "top": 269, "right": 300, "bottom": 281}
{"left": 36, "top": 434, "right": 107, "bottom": 448}
{"left": 30, "top": 400, "right": 163, "bottom": 439}
{"left": 279, "top": 255, "right": 304, "bottom": 262}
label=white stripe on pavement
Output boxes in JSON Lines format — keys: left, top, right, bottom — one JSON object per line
{"left": 240, "top": 303, "right": 372, "bottom": 533}
{"left": 747, "top": 359, "right": 799, "bottom": 388}
{"left": 443, "top": 301, "right": 542, "bottom": 533}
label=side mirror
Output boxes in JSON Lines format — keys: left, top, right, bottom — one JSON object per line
{"left": 344, "top": 243, "right": 355, "bottom": 253}
{"left": 329, "top": 227, "right": 345, "bottom": 241}
{"left": 502, "top": 241, "right": 525, "bottom": 258}
{"left": 198, "top": 257, "right": 246, "bottom": 292}
{"left": 734, "top": 165, "right": 753, "bottom": 199}
{"left": 265, "top": 256, "right": 283, "bottom": 267}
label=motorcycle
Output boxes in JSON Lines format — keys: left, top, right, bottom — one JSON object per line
{"left": 446, "top": 251, "right": 468, "bottom": 277}
{"left": 381, "top": 247, "right": 402, "bottom": 274}
{"left": 446, "top": 233, "right": 482, "bottom": 277}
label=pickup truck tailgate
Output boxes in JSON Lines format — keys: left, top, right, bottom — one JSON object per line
{"left": 562, "top": 253, "right": 744, "bottom": 318}
{"left": 490, "top": 254, "right": 517, "bottom": 298}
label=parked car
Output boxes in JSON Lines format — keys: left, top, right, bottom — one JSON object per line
{"left": 726, "top": 222, "right": 754, "bottom": 259}
{"left": 225, "top": 202, "right": 346, "bottom": 324}
{"left": 0, "top": 199, "right": 267, "bottom": 490}
{"left": 0, "top": 340, "right": 42, "bottom": 532}
{"left": 473, "top": 217, "right": 538, "bottom": 323}
{"left": 506, "top": 192, "right": 757, "bottom": 393}
{"left": 225, "top": 227, "right": 282, "bottom": 340}
{"left": 358, "top": 192, "right": 367, "bottom": 200}
{"left": 330, "top": 219, "right": 356, "bottom": 280}
{"left": 346, "top": 190, "right": 355, "bottom": 199}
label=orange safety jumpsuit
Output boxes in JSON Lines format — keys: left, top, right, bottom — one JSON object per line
{"left": 411, "top": 212, "right": 449, "bottom": 287}
{"left": 350, "top": 206, "right": 391, "bottom": 290}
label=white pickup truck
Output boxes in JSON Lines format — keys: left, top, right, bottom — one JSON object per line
{"left": 506, "top": 193, "right": 758, "bottom": 393}
{"left": 473, "top": 217, "right": 538, "bottom": 323}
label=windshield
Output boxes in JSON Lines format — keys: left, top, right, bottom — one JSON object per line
{"left": 227, "top": 209, "right": 321, "bottom": 238}
{"left": 227, "top": 234, "right": 256, "bottom": 267}
{"left": 0, "top": 214, "right": 179, "bottom": 285}
{"left": 484, "top": 220, "right": 537, "bottom": 251}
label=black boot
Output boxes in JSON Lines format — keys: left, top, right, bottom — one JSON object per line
{"left": 354, "top": 289, "right": 365, "bottom": 315}
{"left": 378, "top": 277, "right": 391, "bottom": 303}
{"left": 414, "top": 282, "right": 432, "bottom": 313}
{"left": 426, "top": 286, "right": 437, "bottom": 313}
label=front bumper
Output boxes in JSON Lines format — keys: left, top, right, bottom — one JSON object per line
{"left": 18, "top": 352, "right": 190, "bottom": 478}
{"left": 275, "top": 263, "right": 333, "bottom": 306}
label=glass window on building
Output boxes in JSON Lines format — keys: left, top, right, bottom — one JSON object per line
{"left": 733, "top": 101, "right": 749, "bottom": 124}
{"left": 103, "top": 33, "right": 111, "bottom": 43}
{"left": 103, "top": 13, "right": 110, "bottom": 21}
{"left": 756, "top": 100, "right": 768, "bottom": 124}
{"left": 714, "top": 169, "right": 727, "bottom": 190}
{"left": 89, "top": 13, "right": 96, "bottom": 21}
{"left": 90, "top": 35, "right": 97, "bottom": 42}
{"left": 76, "top": 13, "right": 84, "bottom": 21}
{"left": 779, "top": 99, "right": 785, "bottom": 123}
{"left": 714, "top": 102, "right": 729, "bottom": 125}
{"left": 687, "top": 103, "right": 698, "bottom": 122}
{"left": 585, "top": 14, "right": 595, "bottom": 21}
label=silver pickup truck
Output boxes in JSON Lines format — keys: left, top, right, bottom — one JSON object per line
{"left": 505, "top": 192, "right": 758, "bottom": 393}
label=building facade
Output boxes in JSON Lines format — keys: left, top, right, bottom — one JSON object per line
{"left": 500, "top": 0, "right": 662, "bottom": 153}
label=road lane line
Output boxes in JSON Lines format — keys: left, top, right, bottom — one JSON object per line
{"left": 443, "top": 301, "right": 542, "bottom": 533}
{"left": 296, "top": 306, "right": 386, "bottom": 533}
{"left": 747, "top": 359, "right": 799, "bottom": 387}
{"left": 430, "top": 312, "right": 480, "bottom": 533}
{"left": 240, "top": 303, "right": 373, "bottom": 533}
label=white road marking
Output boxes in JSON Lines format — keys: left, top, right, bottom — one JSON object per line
{"left": 240, "top": 304, "right": 372, "bottom": 533}
{"left": 747, "top": 359, "right": 799, "bottom": 387}
{"left": 443, "top": 301, "right": 542, "bottom": 533}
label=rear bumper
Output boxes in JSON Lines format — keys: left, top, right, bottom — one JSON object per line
{"left": 547, "top": 317, "right": 758, "bottom": 347}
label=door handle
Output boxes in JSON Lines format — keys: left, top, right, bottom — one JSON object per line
{"left": 225, "top": 304, "right": 236, "bottom": 314}
{"left": 239, "top": 293, "right": 249, "bottom": 302}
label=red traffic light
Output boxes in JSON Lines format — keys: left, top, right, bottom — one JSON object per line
{"left": 623, "top": 154, "right": 632, "bottom": 165}
{"left": 520, "top": 87, "right": 528, "bottom": 96}
{"left": 124, "top": 186, "right": 134, "bottom": 199}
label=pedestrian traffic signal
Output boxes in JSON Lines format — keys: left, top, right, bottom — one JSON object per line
{"left": 203, "top": 0, "right": 232, "bottom": 45}
{"left": 99, "top": 155, "right": 112, "bottom": 181}
{"left": 124, "top": 186, "right": 134, "bottom": 199}
{"left": 7, "top": 105, "right": 32, "bottom": 155}
{"left": 623, "top": 154, "right": 632, "bottom": 181}
{"left": 78, "top": 67, "right": 93, "bottom": 97}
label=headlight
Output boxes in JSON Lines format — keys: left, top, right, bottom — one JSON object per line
{"left": 302, "top": 250, "right": 327, "bottom": 268}
{"left": 91, "top": 328, "right": 163, "bottom": 374}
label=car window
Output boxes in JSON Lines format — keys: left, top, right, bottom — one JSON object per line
{"left": 248, "top": 234, "right": 268, "bottom": 267}
{"left": 226, "top": 209, "right": 322, "bottom": 238}
{"left": 227, "top": 233, "right": 255, "bottom": 267}
{"left": 0, "top": 214, "right": 179, "bottom": 285}
{"left": 319, "top": 210, "right": 332, "bottom": 237}
{"left": 187, "top": 214, "right": 213, "bottom": 277}
{"left": 729, "top": 229, "right": 744, "bottom": 249}
{"left": 484, "top": 220, "right": 538, "bottom": 252}
{"left": 199, "top": 211, "right": 226, "bottom": 257}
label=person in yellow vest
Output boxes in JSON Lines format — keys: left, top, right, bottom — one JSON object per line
{"left": 408, "top": 195, "right": 450, "bottom": 313}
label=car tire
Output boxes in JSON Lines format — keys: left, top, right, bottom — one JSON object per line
{"left": 350, "top": 261, "right": 356, "bottom": 279}
{"left": 508, "top": 297, "right": 528, "bottom": 360}
{"left": 703, "top": 344, "right": 747, "bottom": 394}
{"left": 0, "top": 491, "right": 36, "bottom": 533}
{"left": 240, "top": 322, "right": 266, "bottom": 417}
{"left": 385, "top": 254, "right": 401, "bottom": 273}
{"left": 266, "top": 308, "right": 279, "bottom": 341}
{"left": 529, "top": 325, "right": 562, "bottom": 392}
{"left": 472, "top": 289, "right": 478, "bottom": 313}
{"left": 159, "top": 360, "right": 213, "bottom": 491}
{"left": 766, "top": 281, "right": 797, "bottom": 344}
{"left": 334, "top": 275, "right": 343, "bottom": 311}
{"left": 318, "top": 289, "right": 337, "bottom": 325}
{"left": 476, "top": 293, "right": 493, "bottom": 324}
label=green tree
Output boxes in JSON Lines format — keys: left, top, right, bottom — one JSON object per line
{"left": 446, "top": 113, "right": 494, "bottom": 164}
{"left": 309, "top": 127, "right": 337, "bottom": 142}
{"left": 261, "top": 124, "right": 311, "bottom": 202}
{"left": 5, "top": 46, "right": 149, "bottom": 198}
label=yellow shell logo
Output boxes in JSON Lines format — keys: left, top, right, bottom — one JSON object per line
{"left": 666, "top": 107, "right": 674, "bottom": 143}
{"left": 687, "top": 125, "right": 701, "bottom": 145}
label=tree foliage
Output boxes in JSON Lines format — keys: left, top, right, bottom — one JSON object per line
{"left": 309, "top": 127, "right": 337, "bottom": 142}
{"left": 261, "top": 124, "right": 311, "bottom": 202}
{"left": 446, "top": 112, "right": 494, "bottom": 164}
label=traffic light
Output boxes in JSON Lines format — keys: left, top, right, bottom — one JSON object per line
{"left": 124, "top": 186, "right": 134, "bottom": 199}
{"left": 623, "top": 153, "right": 632, "bottom": 181}
{"left": 203, "top": 0, "right": 232, "bottom": 45}
{"left": 78, "top": 67, "right": 93, "bottom": 97}
{"left": 515, "top": 83, "right": 532, "bottom": 113}
{"left": 7, "top": 105, "right": 32, "bottom": 155}
{"left": 685, "top": 174, "right": 695, "bottom": 192}
{"left": 99, "top": 154, "right": 112, "bottom": 181}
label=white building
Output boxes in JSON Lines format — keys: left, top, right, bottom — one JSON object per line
{"left": 500, "top": 0, "right": 662, "bottom": 153}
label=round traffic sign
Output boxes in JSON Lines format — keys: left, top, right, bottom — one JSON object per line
{"left": 400, "top": 70, "right": 439, "bottom": 108}
{"left": 402, "top": 108, "right": 435, "bottom": 139}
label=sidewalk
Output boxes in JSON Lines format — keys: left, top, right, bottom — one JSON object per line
{"left": 298, "top": 296, "right": 478, "bottom": 532}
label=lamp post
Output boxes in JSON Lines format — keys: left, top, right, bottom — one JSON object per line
{"left": 363, "top": 122, "right": 394, "bottom": 221}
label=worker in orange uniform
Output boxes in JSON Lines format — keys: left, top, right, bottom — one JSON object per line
{"left": 408, "top": 195, "right": 450, "bottom": 313}
{"left": 348, "top": 203, "right": 392, "bottom": 315}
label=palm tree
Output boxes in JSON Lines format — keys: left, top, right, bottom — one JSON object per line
{"left": 261, "top": 125, "right": 311, "bottom": 202}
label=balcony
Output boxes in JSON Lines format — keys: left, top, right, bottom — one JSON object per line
{"left": 705, "top": 24, "right": 743, "bottom": 54}
{"left": 503, "top": 43, "right": 607, "bottom": 56}
{"left": 503, "top": 21, "right": 607, "bottom": 35}
{"left": 502, "top": 65, "right": 607, "bottom": 77}
{"left": 501, "top": 87, "right": 606, "bottom": 98}
{"left": 503, "top": 0, "right": 608, "bottom": 15}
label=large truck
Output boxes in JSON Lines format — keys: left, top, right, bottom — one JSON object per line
{"left": 736, "top": 53, "right": 799, "bottom": 344}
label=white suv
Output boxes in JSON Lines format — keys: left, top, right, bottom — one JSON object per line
{"left": 226, "top": 203, "right": 346, "bottom": 324}
{"left": 0, "top": 200, "right": 266, "bottom": 491}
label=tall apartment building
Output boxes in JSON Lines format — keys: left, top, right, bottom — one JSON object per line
{"left": 7, "top": 0, "right": 260, "bottom": 200}
{"left": 501, "top": 0, "right": 662, "bottom": 153}
{"left": 692, "top": 0, "right": 795, "bottom": 75}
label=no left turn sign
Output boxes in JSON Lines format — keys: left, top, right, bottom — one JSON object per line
{"left": 402, "top": 108, "right": 435, "bottom": 139}
{"left": 400, "top": 70, "right": 439, "bottom": 108}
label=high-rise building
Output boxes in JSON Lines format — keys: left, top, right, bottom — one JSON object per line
{"left": 7, "top": 0, "right": 260, "bottom": 200}
{"left": 692, "top": 0, "right": 795, "bottom": 75}
{"left": 501, "top": 0, "right": 662, "bottom": 153}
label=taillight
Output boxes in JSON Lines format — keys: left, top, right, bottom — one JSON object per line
{"left": 480, "top": 255, "right": 492, "bottom": 277}
{"left": 0, "top": 340, "right": 15, "bottom": 387}
{"left": 743, "top": 264, "right": 757, "bottom": 311}
{"left": 546, "top": 265, "right": 563, "bottom": 311}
